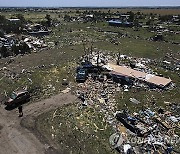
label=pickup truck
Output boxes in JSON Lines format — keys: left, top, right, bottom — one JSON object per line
{"left": 76, "top": 68, "right": 88, "bottom": 82}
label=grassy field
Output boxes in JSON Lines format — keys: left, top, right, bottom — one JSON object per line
{"left": 36, "top": 103, "right": 115, "bottom": 154}
{"left": 0, "top": 44, "right": 83, "bottom": 101}
{"left": 1, "top": 19, "right": 179, "bottom": 97}
{"left": 105, "top": 8, "right": 180, "bottom": 15}
{"left": 0, "top": 9, "right": 180, "bottom": 153}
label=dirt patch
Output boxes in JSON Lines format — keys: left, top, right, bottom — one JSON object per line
{"left": 21, "top": 116, "right": 36, "bottom": 131}
{"left": 0, "top": 92, "right": 76, "bottom": 154}
{"left": 20, "top": 93, "right": 77, "bottom": 153}
{"left": 21, "top": 115, "right": 59, "bottom": 153}
{"left": 45, "top": 146, "right": 59, "bottom": 154}
{"left": 0, "top": 124, "right": 3, "bottom": 134}
{"left": 0, "top": 124, "right": 3, "bottom": 130}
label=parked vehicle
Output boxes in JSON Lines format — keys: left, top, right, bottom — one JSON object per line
{"left": 5, "top": 90, "right": 30, "bottom": 106}
{"left": 76, "top": 68, "right": 88, "bottom": 82}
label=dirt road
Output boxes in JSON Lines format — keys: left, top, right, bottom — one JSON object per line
{"left": 0, "top": 92, "right": 77, "bottom": 154}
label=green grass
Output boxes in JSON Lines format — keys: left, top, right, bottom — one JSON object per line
{"left": 94, "top": 37, "right": 179, "bottom": 58}
{"left": 36, "top": 103, "right": 115, "bottom": 154}
{"left": 0, "top": 44, "right": 84, "bottom": 100}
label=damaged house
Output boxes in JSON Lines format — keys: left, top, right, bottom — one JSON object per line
{"left": 26, "top": 24, "right": 50, "bottom": 36}
{"left": 105, "top": 63, "right": 172, "bottom": 88}
{"left": 108, "top": 20, "right": 133, "bottom": 27}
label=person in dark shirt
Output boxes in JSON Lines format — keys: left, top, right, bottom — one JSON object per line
{"left": 18, "top": 106, "right": 23, "bottom": 117}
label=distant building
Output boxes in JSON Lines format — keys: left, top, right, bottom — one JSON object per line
{"left": 27, "top": 24, "right": 50, "bottom": 36}
{"left": 172, "top": 15, "right": 179, "bottom": 23}
{"left": 8, "top": 19, "right": 20, "bottom": 22}
{"left": 120, "top": 14, "right": 130, "bottom": 20}
{"left": 28, "top": 30, "right": 49, "bottom": 36}
{"left": 86, "top": 14, "right": 94, "bottom": 18}
{"left": 108, "top": 20, "right": 133, "bottom": 27}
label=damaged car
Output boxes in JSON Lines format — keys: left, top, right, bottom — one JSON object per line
{"left": 5, "top": 90, "right": 30, "bottom": 107}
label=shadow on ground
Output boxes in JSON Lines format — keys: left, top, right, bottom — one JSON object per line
{"left": 4, "top": 100, "right": 30, "bottom": 111}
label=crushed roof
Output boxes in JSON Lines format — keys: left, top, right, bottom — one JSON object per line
{"left": 107, "top": 63, "right": 172, "bottom": 87}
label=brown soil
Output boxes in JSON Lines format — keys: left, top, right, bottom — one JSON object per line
{"left": 0, "top": 92, "right": 77, "bottom": 154}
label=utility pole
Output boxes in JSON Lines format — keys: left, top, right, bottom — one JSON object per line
{"left": 117, "top": 51, "right": 121, "bottom": 65}
{"left": 97, "top": 51, "right": 100, "bottom": 66}
{"left": 90, "top": 40, "right": 93, "bottom": 55}
{"left": 82, "top": 40, "right": 86, "bottom": 56}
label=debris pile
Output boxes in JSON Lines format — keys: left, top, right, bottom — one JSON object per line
{"left": 25, "top": 23, "right": 50, "bottom": 36}
{"left": 110, "top": 109, "right": 180, "bottom": 153}
{"left": 23, "top": 36, "right": 47, "bottom": 51}
{"left": 74, "top": 52, "right": 179, "bottom": 153}
{"left": 0, "top": 34, "right": 48, "bottom": 58}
